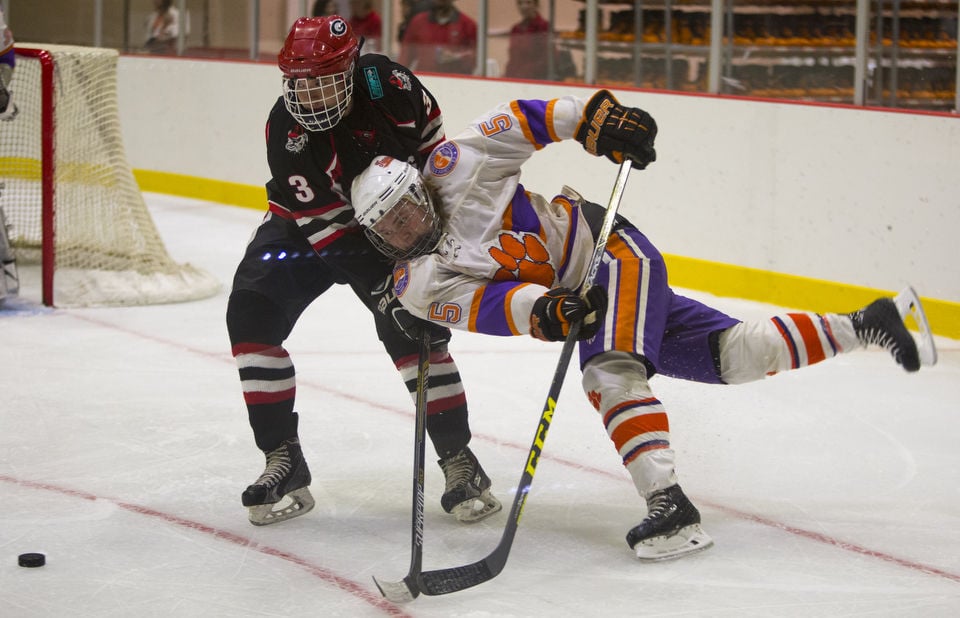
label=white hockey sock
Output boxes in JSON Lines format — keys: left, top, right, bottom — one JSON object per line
{"left": 582, "top": 352, "right": 678, "bottom": 497}
{"left": 719, "top": 312, "right": 858, "bottom": 384}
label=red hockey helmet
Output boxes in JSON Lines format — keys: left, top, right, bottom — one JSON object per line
{"left": 279, "top": 16, "right": 360, "bottom": 131}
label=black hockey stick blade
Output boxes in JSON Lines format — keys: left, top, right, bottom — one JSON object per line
{"left": 372, "top": 332, "right": 431, "bottom": 603}
{"left": 415, "top": 161, "right": 634, "bottom": 596}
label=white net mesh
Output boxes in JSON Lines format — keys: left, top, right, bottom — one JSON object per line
{"left": 0, "top": 44, "right": 219, "bottom": 307}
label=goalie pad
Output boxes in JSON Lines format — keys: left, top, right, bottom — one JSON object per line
{"left": 0, "top": 204, "right": 19, "bottom": 301}
{"left": 0, "top": 64, "right": 15, "bottom": 121}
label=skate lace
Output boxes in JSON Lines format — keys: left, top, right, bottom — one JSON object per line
{"left": 253, "top": 445, "right": 292, "bottom": 488}
{"left": 645, "top": 491, "right": 674, "bottom": 520}
{"left": 854, "top": 308, "right": 901, "bottom": 359}
{"left": 858, "top": 327, "right": 900, "bottom": 356}
{"left": 440, "top": 451, "right": 475, "bottom": 492}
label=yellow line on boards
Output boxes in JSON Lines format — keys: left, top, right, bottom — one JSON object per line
{"left": 133, "top": 169, "right": 960, "bottom": 340}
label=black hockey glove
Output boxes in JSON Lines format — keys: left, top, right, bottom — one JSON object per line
{"left": 530, "top": 285, "right": 607, "bottom": 342}
{"left": 575, "top": 90, "right": 657, "bottom": 170}
{"left": 373, "top": 275, "right": 451, "bottom": 345}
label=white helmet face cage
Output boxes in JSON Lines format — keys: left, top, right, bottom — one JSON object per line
{"left": 353, "top": 157, "right": 442, "bottom": 261}
{"left": 282, "top": 61, "right": 355, "bottom": 132}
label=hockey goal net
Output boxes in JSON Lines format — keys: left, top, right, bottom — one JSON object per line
{"left": 0, "top": 44, "right": 219, "bottom": 307}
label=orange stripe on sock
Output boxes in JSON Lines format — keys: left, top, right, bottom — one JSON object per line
{"left": 789, "top": 313, "right": 826, "bottom": 365}
{"left": 609, "top": 412, "right": 669, "bottom": 451}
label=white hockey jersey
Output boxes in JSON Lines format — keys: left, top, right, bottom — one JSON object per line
{"left": 392, "top": 96, "right": 597, "bottom": 337}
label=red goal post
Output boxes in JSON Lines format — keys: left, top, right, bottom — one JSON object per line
{"left": 1, "top": 44, "right": 219, "bottom": 307}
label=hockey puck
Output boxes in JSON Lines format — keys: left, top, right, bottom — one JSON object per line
{"left": 18, "top": 553, "right": 46, "bottom": 568}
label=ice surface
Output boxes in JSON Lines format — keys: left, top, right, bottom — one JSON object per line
{"left": 2, "top": 194, "right": 958, "bottom": 617}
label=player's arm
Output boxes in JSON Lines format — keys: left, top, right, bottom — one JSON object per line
{"left": 395, "top": 261, "right": 544, "bottom": 337}
{"left": 395, "top": 262, "right": 603, "bottom": 341}
{"left": 392, "top": 59, "right": 445, "bottom": 160}
{"left": 462, "top": 92, "right": 657, "bottom": 176}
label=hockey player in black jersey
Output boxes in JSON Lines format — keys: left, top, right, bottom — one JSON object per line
{"left": 226, "top": 16, "right": 501, "bottom": 526}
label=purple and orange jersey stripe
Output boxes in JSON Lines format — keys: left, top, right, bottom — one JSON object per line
{"left": 468, "top": 282, "right": 535, "bottom": 336}
{"left": 503, "top": 187, "right": 545, "bottom": 237}
{"left": 510, "top": 99, "right": 562, "bottom": 150}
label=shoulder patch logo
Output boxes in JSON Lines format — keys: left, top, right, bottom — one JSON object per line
{"left": 429, "top": 141, "right": 459, "bottom": 176}
{"left": 363, "top": 67, "right": 384, "bottom": 99}
{"left": 393, "top": 262, "right": 410, "bottom": 296}
{"left": 389, "top": 69, "right": 412, "bottom": 91}
{"left": 285, "top": 125, "right": 308, "bottom": 153}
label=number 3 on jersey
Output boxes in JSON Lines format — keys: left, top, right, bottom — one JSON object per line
{"left": 288, "top": 175, "right": 315, "bottom": 202}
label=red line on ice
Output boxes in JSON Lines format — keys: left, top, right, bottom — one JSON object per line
{"left": 0, "top": 475, "right": 413, "bottom": 617}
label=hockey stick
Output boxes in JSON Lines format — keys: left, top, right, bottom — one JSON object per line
{"left": 372, "top": 330, "right": 431, "bottom": 602}
{"left": 413, "top": 160, "right": 634, "bottom": 597}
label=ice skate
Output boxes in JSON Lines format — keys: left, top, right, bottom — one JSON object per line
{"left": 850, "top": 287, "right": 936, "bottom": 372}
{"left": 626, "top": 484, "right": 713, "bottom": 562}
{"left": 438, "top": 447, "right": 502, "bottom": 523}
{"left": 242, "top": 437, "right": 315, "bottom": 526}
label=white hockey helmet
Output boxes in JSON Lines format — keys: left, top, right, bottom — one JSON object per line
{"left": 279, "top": 16, "right": 359, "bottom": 132}
{"left": 352, "top": 156, "right": 442, "bottom": 261}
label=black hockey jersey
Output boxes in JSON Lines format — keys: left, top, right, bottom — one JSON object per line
{"left": 264, "top": 53, "right": 445, "bottom": 252}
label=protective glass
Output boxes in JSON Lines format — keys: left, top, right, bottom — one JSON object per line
{"left": 281, "top": 62, "right": 354, "bottom": 132}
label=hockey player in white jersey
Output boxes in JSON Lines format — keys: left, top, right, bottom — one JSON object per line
{"left": 350, "top": 90, "right": 937, "bottom": 561}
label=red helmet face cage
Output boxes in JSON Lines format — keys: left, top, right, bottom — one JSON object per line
{"left": 279, "top": 16, "right": 360, "bottom": 131}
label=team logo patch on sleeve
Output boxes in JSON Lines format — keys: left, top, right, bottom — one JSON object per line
{"left": 393, "top": 262, "right": 411, "bottom": 296}
{"left": 285, "top": 125, "right": 308, "bottom": 153}
{"left": 363, "top": 67, "right": 384, "bottom": 99}
{"left": 389, "top": 69, "right": 412, "bottom": 91}
{"left": 429, "top": 142, "right": 459, "bottom": 176}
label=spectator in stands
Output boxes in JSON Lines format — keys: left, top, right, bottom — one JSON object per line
{"left": 398, "top": 0, "right": 431, "bottom": 43}
{"left": 399, "top": 0, "right": 477, "bottom": 75}
{"left": 504, "top": 0, "right": 551, "bottom": 79}
{"left": 311, "top": 0, "right": 337, "bottom": 17}
{"left": 144, "top": 0, "right": 179, "bottom": 55}
{"left": 0, "top": 5, "right": 16, "bottom": 120}
{"left": 349, "top": 0, "right": 383, "bottom": 49}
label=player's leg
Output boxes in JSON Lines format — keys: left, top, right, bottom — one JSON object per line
{"left": 226, "top": 214, "right": 329, "bottom": 525}
{"left": 717, "top": 292, "right": 931, "bottom": 385}
{"left": 579, "top": 228, "right": 712, "bottom": 560}
{"left": 342, "top": 253, "right": 501, "bottom": 523}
